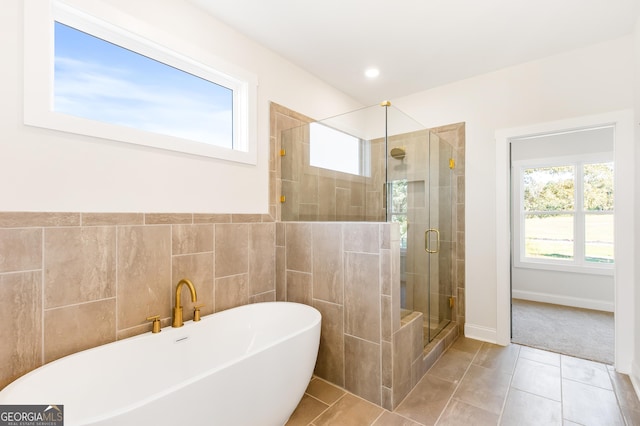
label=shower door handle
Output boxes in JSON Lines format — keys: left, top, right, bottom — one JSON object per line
{"left": 425, "top": 229, "right": 440, "bottom": 254}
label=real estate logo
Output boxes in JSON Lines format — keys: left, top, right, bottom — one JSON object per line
{"left": 0, "top": 405, "right": 63, "bottom": 426}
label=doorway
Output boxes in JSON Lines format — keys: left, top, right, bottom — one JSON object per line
{"left": 495, "top": 110, "right": 635, "bottom": 373}
{"left": 509, "top": 126, "right": 615, "bottom": 363}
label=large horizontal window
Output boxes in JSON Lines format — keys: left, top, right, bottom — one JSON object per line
{"left": 514, "top": 156, "right": 614, "bottom": 273}
{"left": 54, "top": 22, "right": 234, "bottom": 148}
{"left": 24, "top": 0, "right": 257, "bottom": 163}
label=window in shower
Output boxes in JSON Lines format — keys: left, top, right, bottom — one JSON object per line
{"left": 388, "top": 179, "right": 408, "bottom": 249}
{"left": 309, "top": 122, "right": 369, "bottom": 176}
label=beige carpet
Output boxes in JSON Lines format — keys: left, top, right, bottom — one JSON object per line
{"left": 511, "top": 299, "right": 614, "bottom": 364}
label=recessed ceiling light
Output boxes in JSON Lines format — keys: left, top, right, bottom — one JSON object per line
{"left": 364, "top": 68, "right": 380, "bottom": 79}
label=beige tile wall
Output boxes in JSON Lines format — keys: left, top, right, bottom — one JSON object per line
{"left": 271, "top": 103, "right": 315, "bottom": 222}
{"left": 274, "top": 103, "right": 384, "bottom": 223}
{"left": 0, "top": 212, "right": 276, "bottom": 389}
{"left": 271, "top": 103, "right": 465, "bottom": 410}
{"left": 277, "top": 221, "right": 457, "bottom": 410}
{"left": 272, "top": 103, "right": 465, "bottom": 335}
{"left": 280, "top": 126, "right": 358, "bottom": 222}
{"left": 277, "top": 222, "right": 399, "bottom": 408}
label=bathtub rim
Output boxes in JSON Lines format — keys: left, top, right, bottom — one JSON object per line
{"left": 0, "top": 301, "right": 321, "bottom": 425}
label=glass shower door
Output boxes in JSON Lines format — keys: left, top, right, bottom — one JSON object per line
{"left": 390, "top": 128, "right": 454, "bottom": 345}
{"left": 426, "top": 133, "right": 454, "bottom": 341}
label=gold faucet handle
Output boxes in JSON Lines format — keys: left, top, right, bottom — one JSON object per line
{"left": 193, "top": 305, "right": 203, "bottom": 322}
{"left": 146, "top": 315, "right": 162, "bottom": 333}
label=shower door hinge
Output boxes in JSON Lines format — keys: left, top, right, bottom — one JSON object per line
{"left": 280, "top": 149, "right": 286, "bottom": 156}
{"left": 449, "top": 158, "right": 455, "bottom": 169}
{"left": 449, "top": 296, "right": 455, "bottom": 309}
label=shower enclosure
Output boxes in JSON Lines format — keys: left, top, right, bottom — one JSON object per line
{"left": 279, "top": 102, "right": 455, "bottom": 345}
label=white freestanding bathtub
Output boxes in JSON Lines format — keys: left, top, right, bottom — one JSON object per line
{"left": 0, "top": 302, "right": 321, "bottom": 426}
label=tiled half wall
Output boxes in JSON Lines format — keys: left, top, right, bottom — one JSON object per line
{"left": 278, "top": 221, "right": 459, "bottom": 409}
{"left": 1, "top": 211, "right": 431, "bottom": 409}
{"left": 0, "top": 212, "right": 276, "bottom": 390}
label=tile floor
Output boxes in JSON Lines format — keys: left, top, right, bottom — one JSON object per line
{"left": 287, "top": 337, "right": 640, "bottom": 425}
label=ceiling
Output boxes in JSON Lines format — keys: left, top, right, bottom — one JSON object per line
{"left": 191, "top": 0, "right": 639, "bottom": 105}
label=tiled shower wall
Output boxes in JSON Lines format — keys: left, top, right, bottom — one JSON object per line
{"left": 277, "top": 221, "right": 449, "bottom": 410}
{"left": 277, "top": 222, "right": 397, "bottom": 404}
{"left": 271, "top": 103, "right": 466, "bottom": 409}
{"left": 280, "top": 124, "right": 378, "bottom": 222}
{"left": 271, "top": 102, "right": 466, "bottom": 337}
{"left": 0, "top": 212, "right": 276, "bottom": 390}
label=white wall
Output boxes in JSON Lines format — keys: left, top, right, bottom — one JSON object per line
{"left": 394, "top": 35, "right": 635, "bottom": 347}
{"left": 0, "top": 0, "right": 361, "bottom": 213}
{"left": 512, "top": 269, "right": 613, "bottom": 311}
{"left": 633, "top": 15, "right": 640, "bottom": 391}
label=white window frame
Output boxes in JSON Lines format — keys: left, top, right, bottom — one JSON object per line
{"left": 512, "top": 152, "right": 614, "bottom": 276}
{"left": 309, "top": 122, "right": 370, "bottom": 177}
{"left": 24, "top": 0, "right": 257, "bottom": 164}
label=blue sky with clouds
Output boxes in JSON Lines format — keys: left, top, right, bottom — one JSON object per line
{"left": 53, "top": 22, "right": 234, "bottom": 148}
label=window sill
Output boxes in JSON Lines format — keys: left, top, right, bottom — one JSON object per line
{"left": 514, "top": 259, "right": 614, "bottom": 276}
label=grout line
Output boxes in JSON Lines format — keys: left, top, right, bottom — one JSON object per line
{"left": 370, "top": 410, "right": 385, "bottom": 425}
{"left": 341, "top": 223, "right": 346, "bottom": 392}
{"left": 431, "top": 341, "right": 484, "bottom": 424}
{"left": 306, "top": 393, "right": 349, "bottom": 426}
{"left": 43, "top": 296, "right": 118, "bottom": 312}
{"left": 169, "top": 224, "right": 174, "bottom": 323}
{"left": 172, "top": 251, "right": 214, "bottom": 258}
{"left": 302, "top": 392, "right": 329, "bottom": 406}
{"left": 496, "top": 345, "right": 520, "bottom": 424}
{"left": 506, "top": 386, "right": 561, "bottom": 402}
{"left": 309, "top": 295, "right": 343, "bottom": 307}
{"left": 40, "top": 227, "right": 45, "bottom": 365}
{"left": 430, "top": 343, "right": 486, "bottom": 425}
{"left": 0, "top": 268, "right": 43, "bottom": 277}
{"left": 392, "top": 411, "right": 427, "bottom": 426}
{"left": 115, "top": 226, "right": 119, "bottom": 338}
{"left": 559, "top": 353, "right": 565, "bottom": 423}
{"left": 378, "top": 224, "right": 383, "bottom": 409}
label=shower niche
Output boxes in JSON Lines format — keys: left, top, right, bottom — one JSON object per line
{"left": 279, "top": 102, "right": 456, "bottom": 345}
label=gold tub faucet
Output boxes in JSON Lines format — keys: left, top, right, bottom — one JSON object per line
{"left": 173, "top": 278, "right": 198, "bottom": 328}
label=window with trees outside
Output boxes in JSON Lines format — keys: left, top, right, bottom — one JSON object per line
{"left": 514, "top": 157, "right": 614, "bottom": 273}
{"left": 388, "top": 179, "right": 408, "bottom": 250}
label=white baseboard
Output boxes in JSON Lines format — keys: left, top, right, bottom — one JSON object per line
{"left": 630, "top": 361, "right": 640, "bottom": 402}
{"left": 512, "top": 290, "right": 614, "bottom": 312}
{"left": 464, "top": 323, "right": 497, "bottom": 344}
